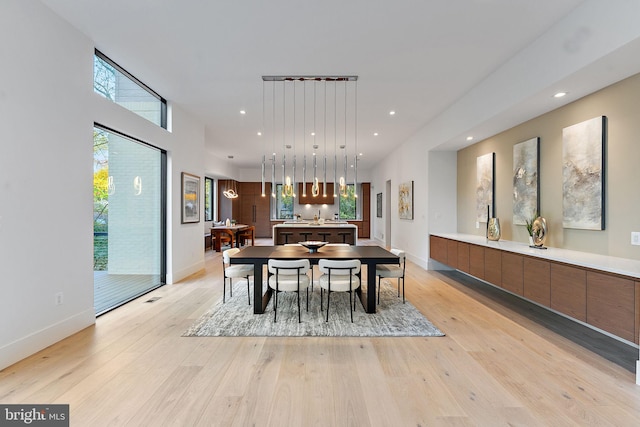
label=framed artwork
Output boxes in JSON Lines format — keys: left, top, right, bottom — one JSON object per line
{"left": 476, "top": 152, "right": 495, "bottom": 222}
{"left": 562, "top": 116, "right": 606, "bottom": 230}
{"left": 398, "top": 181, "right": 413, "bottom": 220}
{"left": 512, "top": 137, "right": 540, "bottom": 225}
{"left": 376, "top": 192, "right": 383, "bottom": 218}
{"left": 181, "top": 172, "right": 200, "bottom": 223}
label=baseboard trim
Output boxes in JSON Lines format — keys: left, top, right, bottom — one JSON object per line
{"left": 0, "top": 308, "right": 95, "bottom": 371}
{"left": 169, "top": 259, "right": 205, "bottom": 284}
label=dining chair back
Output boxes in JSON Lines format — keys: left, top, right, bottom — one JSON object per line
{"left": 267, "top": 259, "right": 311, "bottom": 323}
{"left": 318, "top": 259, "right": 361, "bottom": 322}
{"left": 237, "top": 226, "right": 255, "bottom": 247}
{"left": 375, "top": 248, "right": 406, "bottom": 303}
{"left": 222, "top": 248, "right": 253, "bottom": 304}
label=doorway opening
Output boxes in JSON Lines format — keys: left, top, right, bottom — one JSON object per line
{"left": 93, "top": 125, "right": 166, "bottom": 315}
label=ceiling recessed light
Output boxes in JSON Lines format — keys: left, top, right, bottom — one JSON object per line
{"left": 257, "top": 131, "right": 262, "bottom": 136}
{"left": 373, "top": 132, "right": 379, "bottom": 136}
{"left": 359, "top": 152, "right": 363, "bottom": 156}
{"left": 389, "top": 111, "right": 396, "bottom": 116}
{"left": 240, "top": 110, "right": 246, "bottom": 114}
{"left": 554, "top": 92, "right": 567, "bottom": 98}
{"left": 311, "top": 132, "right": 315, "bottom": 136}
{"left": 466, "top": 136, "right": 474, "bottom": 141}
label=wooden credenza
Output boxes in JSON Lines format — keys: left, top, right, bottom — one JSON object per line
{"left": 430, "top": 234, "right": 640, "bottom": 345}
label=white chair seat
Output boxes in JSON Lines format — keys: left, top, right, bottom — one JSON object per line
{"left": 268, "top": 274, "right": 310, "bottom": 292}
{"left": 225, "top": 264, "right": 254, "bottom": 278}
{"left": 318, "top": 274, "right": 360, "bottom": 292}
{"left": 376, "top": 264, "right": 403, "bottom": 278}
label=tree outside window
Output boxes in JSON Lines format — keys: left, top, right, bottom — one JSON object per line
{"left": 339, "top": 184, "right": 357, "bottom": 219}
{"left": 275, "top": 184, "right": 293, "bottom": 219}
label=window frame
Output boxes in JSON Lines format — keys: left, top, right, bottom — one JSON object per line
{"left": 94, "top": 49, "right": 167, "bottom": 129}
{"left": 273, "top": 184, "right": 294, "bottom": 220}
{"left": 338, "top": 183, "right": 358, "bottom": 220}
{"left": 204, "top": 177, "right": 214, "bottom": 222}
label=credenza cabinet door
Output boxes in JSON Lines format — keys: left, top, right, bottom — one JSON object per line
{"left": 457, "top": 242, "right": 470, "bottom": 274}
{"left": 484, "top": 248, "right": 502, "bottom": 287}
{"left": 587, "top": 272, "right": 635, "bottom": 343}
{"left": 429, "top": 235, "right": 448, "bottom": 265}
{"left": 447, "top": 240, "right": 458, "bottom": 269}
{"left": 469, "top": 245, "right": 485, "bottom": 280}
{"left": 501, "top": 252, "right": 523, "bottom": 296}
{"left": 523, "top": 258, "right": 550, "bottom": 307}
{"left": 550, "top": 264, "right": 586, "bottom": 322}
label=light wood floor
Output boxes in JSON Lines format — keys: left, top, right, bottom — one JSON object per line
{"left": 2, "top": 239, "right": 640, "bottom": 426}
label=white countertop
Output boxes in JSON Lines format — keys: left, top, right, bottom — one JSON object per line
{"left": 432, "top": 232, "right": 640, "bottom": 279}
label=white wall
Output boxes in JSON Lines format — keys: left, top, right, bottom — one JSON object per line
{"left": 370, "top": 137, "right": 436, "bottom": 268}
{"left": 0, "top": 0, "right": 206, "bottom": 370}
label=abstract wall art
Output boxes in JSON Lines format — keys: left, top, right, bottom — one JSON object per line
{"left": 398, "top": 181, "right": 413, "bottom": 220}
{"left": 562, "top": 116, "right": 606, "bottom": 230}
{"left": 476, "top": 152, "right": 495, "bottom": 223}
{"left": 512, "top": 137, "right": 540, "bottom": 225}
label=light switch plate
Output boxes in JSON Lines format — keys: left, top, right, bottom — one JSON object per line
{"left": 631, "top": 232, "right": 640, "bottom": 245}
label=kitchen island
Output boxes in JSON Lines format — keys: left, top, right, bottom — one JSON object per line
{"left": 273, "top": 221, "right": 358, "bottom": 245}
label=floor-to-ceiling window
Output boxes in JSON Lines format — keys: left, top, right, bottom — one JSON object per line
{"left": 93, "top": 125, "right": 166, "bottom": 315}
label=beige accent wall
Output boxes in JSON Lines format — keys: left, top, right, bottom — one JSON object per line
{"left": 457, "top": 72, "right": 640, "bottom": 259}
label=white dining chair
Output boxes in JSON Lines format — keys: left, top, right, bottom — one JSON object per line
{"left": 268, "top": 259, "right": 311, "bottom": 323}
{"left": 318, "top": 259, "right": 361, "bottom": 322}
{"left": 375, "top": 248, "right": 406, "bottom": 304}
{"left": 222, "top": 248, "right": 253, "bottom": 304}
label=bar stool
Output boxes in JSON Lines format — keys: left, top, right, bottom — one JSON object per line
{"left": 280, "top": 231, "right": 293, "bottom": 244}
{"left": 300, "top": 232, "right": 312, "bottom": 241}
{"left": 337, "top": 231, "right": 350, "bottom": 244}
{"left": 318, "top": 232, "right": 331, "bottom": 242}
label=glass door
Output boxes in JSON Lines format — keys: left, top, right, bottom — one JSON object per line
{"left": 93, "top": 125, "right": 166, "bottom": 315}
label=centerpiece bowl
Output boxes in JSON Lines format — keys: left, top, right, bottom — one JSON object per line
{"left": 299, "top": 241, "right": 328, "bottom": 253}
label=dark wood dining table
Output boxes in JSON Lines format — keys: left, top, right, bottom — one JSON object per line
{"left": 229, "top": 245, "right": 399, "bottom": 314}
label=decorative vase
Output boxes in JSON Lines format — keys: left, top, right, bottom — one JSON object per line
{"left": 528, "top": 236, "right": 534, "bottom": 246}
{"left": 531, "top": 217, "right": 547, "bottom": 247}
{"left": 487, "top": 218, "right": 501, "bottom": 241}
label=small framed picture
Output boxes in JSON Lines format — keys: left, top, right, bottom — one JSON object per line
{"left": 376, "top": 192, "right": 383, "bottom": 218}
{"left": 181, "top": 172, "right": 200, "bottom": 223}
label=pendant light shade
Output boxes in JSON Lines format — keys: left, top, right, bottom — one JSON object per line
{"left": 260, "top": 75, "right": 358, "bottom": 204}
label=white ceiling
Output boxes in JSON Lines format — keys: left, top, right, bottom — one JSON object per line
{"left": 39, "top": 0, "right": 640, "bottom": 172}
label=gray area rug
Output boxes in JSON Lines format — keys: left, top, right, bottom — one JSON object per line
{"left": 183, "top": 281, "right": 445, "bottom": 337}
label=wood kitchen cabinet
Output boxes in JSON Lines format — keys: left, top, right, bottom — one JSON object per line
{"left": 238, "top": 182, "right": 272, "bottom": 238}
{"left": 297, "top": 183, "right": 335, "bottom": 204}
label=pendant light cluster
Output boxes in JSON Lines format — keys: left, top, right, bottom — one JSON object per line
{"left": 260, "top": 75, "right": 359, "bottom": 201}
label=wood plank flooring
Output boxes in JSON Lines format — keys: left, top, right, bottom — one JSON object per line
{"left": 2, "top": 239, "right": 640, "bottom": 426}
